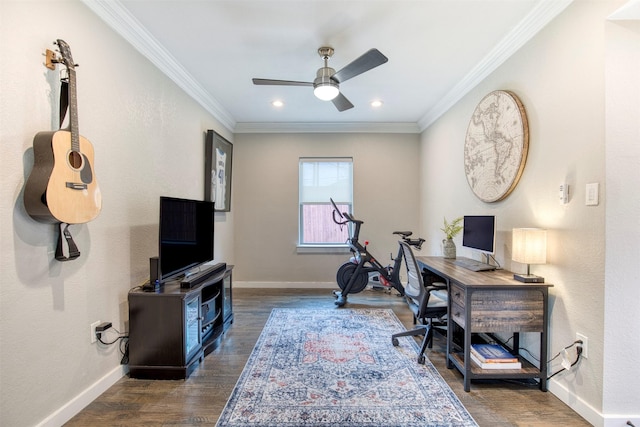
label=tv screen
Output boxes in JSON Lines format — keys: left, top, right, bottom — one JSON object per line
{"left": 461, "top": 215, "right": 496, "bottom": 254}
{"left": 159, "top": 196, "right": 214, "bottom": 280}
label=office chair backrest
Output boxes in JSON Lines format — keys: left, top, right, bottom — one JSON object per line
{"left": 400, "top": 240, "right": 425, "bottom": 303}
{"left": 400, "top": 240, "right": 447, "bottom": 318}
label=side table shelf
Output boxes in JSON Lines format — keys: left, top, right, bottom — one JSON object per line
{"left": 128, "top": 265, "right": 234, "bottom": 379}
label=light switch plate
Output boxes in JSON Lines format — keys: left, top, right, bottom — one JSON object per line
{"left": 586, "top": 183, "right": 599, "bottom": 206}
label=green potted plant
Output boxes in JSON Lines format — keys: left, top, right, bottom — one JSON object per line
{"left": 441, "top": 217, "right": 463, "bottom": 259}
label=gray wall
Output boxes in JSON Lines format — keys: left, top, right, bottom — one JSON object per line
{"left": 232, "top": 132, "right": 420, "bottom": 285}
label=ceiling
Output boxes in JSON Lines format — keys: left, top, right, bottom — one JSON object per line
{"left": 83, "top": 0, "right": 573, "bottom": 133}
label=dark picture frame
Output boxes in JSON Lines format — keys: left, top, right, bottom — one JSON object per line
{"left": 205, "top": 130, "right": 233, "bottom": 212}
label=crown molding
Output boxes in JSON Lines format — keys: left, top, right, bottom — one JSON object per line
{"left": 417, "top": 0, "right": 573, "bottom": 131}
{"left": 81, "top": 0, "right": 236, "bottom": 133}
{"left": 234, "top": 122, "right": 420, "bottom": 134}
{"left": 609, "top": 0, "right": 640, "bottom": 20}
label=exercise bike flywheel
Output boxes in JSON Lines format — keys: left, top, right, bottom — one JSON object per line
{"left": 336, "top": 262, "right": 369, "bottom": 294}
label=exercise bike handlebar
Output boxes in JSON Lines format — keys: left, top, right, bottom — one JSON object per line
{"left": 330, "top": 198, "right": 363, "bottom": 226}
{"left": 405, "top": 237, "right": 425, "bottom": 249}
{"left": 330, "top": 198, "right": 424, "bottom": 249}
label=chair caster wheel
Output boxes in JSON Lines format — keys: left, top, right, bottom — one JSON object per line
{"left": 418, "top": 355, "right": 426, "bottom": 364}
{"left": 392, "top": 338, "right": 399, "bottom": 346}
{"left": 335, "top": 296, "right": 346, "bottom": 307}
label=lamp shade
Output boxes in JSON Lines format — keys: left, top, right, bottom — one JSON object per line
{"left": 512, "top": 228, "right": 547, "bottom": 265}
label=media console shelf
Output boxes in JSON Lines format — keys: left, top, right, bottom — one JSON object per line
{"left": 128, "top": 264, "right": 233, "bottom": 379}
{"left": 416, "top": 256, "right": 552, "bottom": 392}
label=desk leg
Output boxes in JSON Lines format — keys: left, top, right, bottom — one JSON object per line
{"left": 463, "top": 290, "right": 473, "bottom": 392}
{"left": 445, "top": 278, "right": 454, "bottom": 369}
{"left": 463, "top": 326, "right": 472, "bottom": 392}
{"left": 539, "top": 289, "right": 549, "bottom": 391}
{"left": 539, "top": 331, "right": 548, "bottom": 392}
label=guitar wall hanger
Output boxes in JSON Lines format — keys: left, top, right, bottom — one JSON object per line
{"left": 44, "top": 49, "right": 58, "bottom": 70}
{"left": 44, "top": 45, "right": 78, "bottom": 71}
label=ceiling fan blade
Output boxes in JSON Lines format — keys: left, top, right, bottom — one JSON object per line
{"left": 332, "top": 92, "right": 354, "bottom": 112}
{"left": 332, "top": 49, "right": 388, "bottom": 83}
{"left": 252, "top": 78, "right": 313, "bottom": 87}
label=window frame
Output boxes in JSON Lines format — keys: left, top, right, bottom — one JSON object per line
{"left": 297, "top": 157, "right": 353, "bottom": 252}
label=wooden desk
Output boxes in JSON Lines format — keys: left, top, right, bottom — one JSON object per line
{"left": 416, "top": 256, "right": 553, "bottom": 392}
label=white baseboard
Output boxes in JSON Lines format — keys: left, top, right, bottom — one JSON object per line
{"left": 35, "top": 365, "right": 128, "bottom": 427}
{"left": 233, "top": 281, "right": 337, "bottom": 289}
{"left": 550, "top": 380, "right": 640, "bottom": 426}
{"left": 548, "top": 378, "right": 602, "bottom": 426}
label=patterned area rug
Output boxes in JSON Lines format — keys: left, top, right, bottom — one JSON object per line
{"left": 216, "top": 308, "right": 478, "bottom": 427}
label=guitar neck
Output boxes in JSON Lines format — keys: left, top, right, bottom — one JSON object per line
{"left": 68, "top": 68, "right": 80, "bottom": 153}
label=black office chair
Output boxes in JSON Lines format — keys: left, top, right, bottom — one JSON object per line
{"left": 392, "top": 240, "right": 448, "bottom": 364}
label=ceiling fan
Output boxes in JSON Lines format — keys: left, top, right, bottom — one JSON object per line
{"left": 252, "top": 47, "right": 388, "bottom": 112}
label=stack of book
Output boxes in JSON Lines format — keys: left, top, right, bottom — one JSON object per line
{"left": 470, "top": 343, "right": 522, "bottom": 369}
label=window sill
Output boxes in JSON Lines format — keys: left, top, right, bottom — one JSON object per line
{"left": 296, "top": 245, "right": 351, "bottom": 254}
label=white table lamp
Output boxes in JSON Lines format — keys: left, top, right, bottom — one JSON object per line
{"left": 512, "top": 228, "right": 547, "bottom": 283}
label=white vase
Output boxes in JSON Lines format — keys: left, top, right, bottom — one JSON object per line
{"left": 443, "top": 238, "right": 456, "bottom": 259}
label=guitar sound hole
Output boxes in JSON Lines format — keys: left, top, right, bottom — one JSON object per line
{"left": 68, "top": 151, "right": 83, "bottom": 169}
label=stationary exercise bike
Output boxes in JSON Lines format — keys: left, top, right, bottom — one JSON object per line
{"left": 330, "top": 198, "right": 425, "bottom": 307}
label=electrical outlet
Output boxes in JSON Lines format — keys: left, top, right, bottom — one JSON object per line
{"left": 90, "top": 321, "right": 101, "bottom": 344}
{"left": 576, "top": 333, "right": 588, "bottom": 359}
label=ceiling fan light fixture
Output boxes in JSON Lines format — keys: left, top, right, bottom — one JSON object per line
{"left": 313, "top": 66, "right": 339, "bottom": 101}
{"left": 313, "top": 82, "right": 339, "bottom": 101}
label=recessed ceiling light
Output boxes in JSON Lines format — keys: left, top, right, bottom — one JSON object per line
{"left": 371, "top": 100, "right": 383, "bottom": 108}
{"left": 272, "top": 100, "right": 284, "bottom": 107}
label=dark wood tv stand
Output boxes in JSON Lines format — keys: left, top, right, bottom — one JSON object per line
{"left": 128, "top": 264, "right": 233, "bottom": 379}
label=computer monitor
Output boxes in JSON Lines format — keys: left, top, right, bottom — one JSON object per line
{"left": 461, "top": 215, "right": 496, "bottom": 255}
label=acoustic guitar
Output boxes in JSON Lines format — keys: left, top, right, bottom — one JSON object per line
{"left": 25, "top": 39, "right": 101, "bottom": 224}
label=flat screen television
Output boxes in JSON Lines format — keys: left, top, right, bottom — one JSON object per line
{"left": 159, "top": 196, "right": 215, "bottom": 280}
{"left": 461, "top": 215, "right": 496, "bottom": 255}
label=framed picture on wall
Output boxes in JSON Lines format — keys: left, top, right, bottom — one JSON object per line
{"left": 205, "top": 130, "right": 233, "bottom": 212}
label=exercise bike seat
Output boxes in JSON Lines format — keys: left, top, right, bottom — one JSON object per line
{"left": 393, "top": 231, "right": 412, "bottom": 237}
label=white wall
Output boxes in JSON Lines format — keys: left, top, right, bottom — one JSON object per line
{"left": 0, "top": 2, "right": 233, "bottom": 426}
{"left": 233, "top": 132, "right": 420, "bottom": 285}
{"left": 419, "top": 1, "right": 637, "bottom": 425}
{"left": 604, "top": 16, "right": 640, "bottom": 426}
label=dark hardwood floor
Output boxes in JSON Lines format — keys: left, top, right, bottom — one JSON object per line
{"left": 65, "top": 288, "right": 591, "bottom": 426}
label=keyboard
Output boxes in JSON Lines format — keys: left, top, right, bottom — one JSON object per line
{"left": 453, "top": 258, "right": 495, "bottom": 272}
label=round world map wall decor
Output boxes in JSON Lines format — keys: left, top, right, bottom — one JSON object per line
{"left": 464, "top": 90, "right": 529, "bottom": 203}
